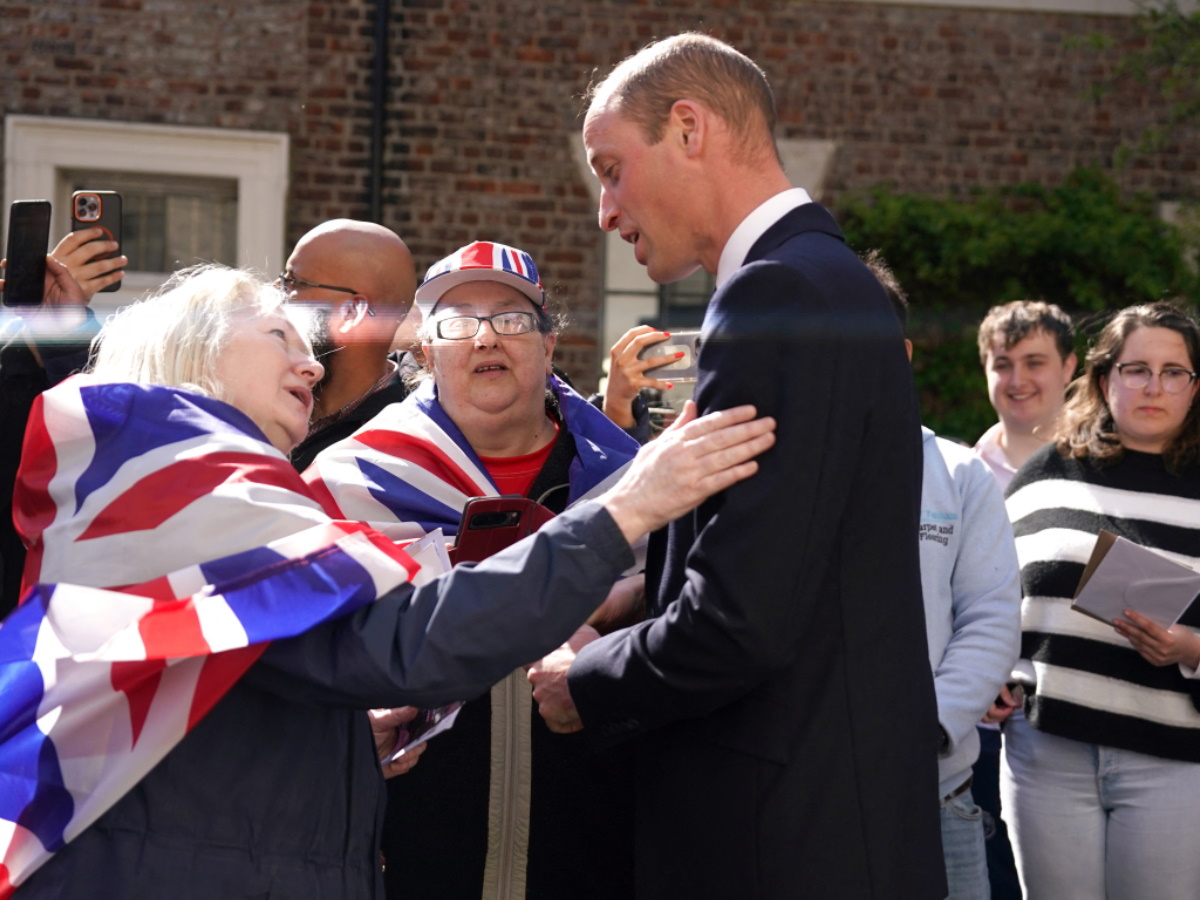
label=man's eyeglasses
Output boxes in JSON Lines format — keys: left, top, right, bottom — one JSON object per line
{"left": 434, "top": 311, "right": 538, "bottom": 341}
{"left": 277, "top": 272, "right": 374, "bottom": 316}
{"left": 277, "top": 271, "right": 358, "bottom": 296}
{"left": 1114, "top": 363, "right": 1198, "bottom": 394}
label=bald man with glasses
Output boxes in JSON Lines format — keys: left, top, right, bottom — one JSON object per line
{"left": 280, "top": 219, "right": 420, "bottom": 471}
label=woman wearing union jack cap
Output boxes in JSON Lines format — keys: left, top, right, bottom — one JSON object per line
{"left": 309, "top": 240, "right": 648, "bottom": 900}
{"left": 1, "top": 263, "right": 774, "bottom": 899}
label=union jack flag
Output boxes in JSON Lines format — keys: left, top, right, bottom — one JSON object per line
{"left": 415, "top": 240, "right": 546, "bottom": 314}
{"left": 17, "top": 378, "right": 339, "bottom": 590}
{"left": 0, "top": 377, "right": 423, "bottom": 896}
{"left": 423, "top": 241, "right": 541, "bottom": 293}
{"left": 303, "top": 375, "right": 639, "bottom": 540}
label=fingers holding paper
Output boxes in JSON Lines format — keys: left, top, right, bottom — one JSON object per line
{"left": 370, "top": 706, "right": 427, "bottom": 778}
{"left": 381, "top": 740, "right": 427, "bottom": 778}
{"left": 1114, "top": 609, "right": 1200, "bottom": 670}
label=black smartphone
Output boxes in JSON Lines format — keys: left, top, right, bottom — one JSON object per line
{"left": 449, "top": 495, "right": 555, "bottom": 565}
{"left": 3, "top": 199, "right": 52, "bottom": 307}
{"left": 637, "top": 330, "right": 701, "bottom": 383}
{"left": 70, "top": 190, "right": 123, "bottom": 293}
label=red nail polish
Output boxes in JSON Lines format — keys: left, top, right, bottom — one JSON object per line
{"left": 675, "top": 351, "right": 685, "bottom": 359}
{"left": 662, "top": 332, "right": 670, "bottom": 337}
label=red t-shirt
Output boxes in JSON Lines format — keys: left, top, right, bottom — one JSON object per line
{"left": 477, "top": 418, "right": 560, "bottom": 497}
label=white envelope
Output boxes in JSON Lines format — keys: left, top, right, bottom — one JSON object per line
{"left": 1072, "top": 531, "right": 1200, "bottom": 629}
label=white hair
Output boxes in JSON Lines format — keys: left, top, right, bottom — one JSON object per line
{"left": 91, "top": 264, "right": 299, "bottom": 401}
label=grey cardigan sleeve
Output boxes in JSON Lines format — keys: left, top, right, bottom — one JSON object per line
{"left": 246, "top": 500, "right": 633, "bottom": 709}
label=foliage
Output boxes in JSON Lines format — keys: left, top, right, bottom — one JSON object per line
{"left": 908, "top": 331, "right": 991, "bottom": 445}
{"left": 1076, "top": 0, "right": 1200, "bottom": 163}
{"left": 837, "top": 168, "right": 1200, "bottom": 441}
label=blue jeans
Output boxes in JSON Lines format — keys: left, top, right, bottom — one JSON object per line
{"left": 941, "top": 783, "right": 990, "bottom": 900}
{"left": 1002, "top": 713, "right": 1200, "bottom": 900}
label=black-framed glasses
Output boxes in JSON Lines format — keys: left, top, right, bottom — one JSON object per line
{"left": 1114, "top": 362, "right": 1198, "bottom": 394}
{"left": 434, "top": 311, "right": 538, "bottom": 340}
{"left": 278, "top": 270, "right": 356, "bottom": 296}
{"left": 277, "top": 271, "right": 374, "bottom": 316}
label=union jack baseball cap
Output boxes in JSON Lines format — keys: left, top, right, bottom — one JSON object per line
{"left": 415, "top": 240, "right": 545, "bottom": 315}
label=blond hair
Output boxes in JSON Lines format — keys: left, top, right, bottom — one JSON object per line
{"left": 589, "top": 33, "right": 778, "bottom": 162}
{"left": 91, "top": 264, "right": 295, "bottom": 402}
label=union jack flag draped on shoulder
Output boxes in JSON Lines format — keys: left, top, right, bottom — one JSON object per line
{"left": 303, "top": 375, "right": 639, "bottom": 540}
{"left": 0, "top": 376, "right": 423, "bottom": 897}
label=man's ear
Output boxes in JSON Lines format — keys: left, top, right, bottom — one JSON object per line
{"left": 544, "top": 331, "right": 558, "bottom": 373}
{"left": 336, "top": 298, "right": 371, "bottom": 334}
{"left": 670, "top": 100, "right": 705, "bottom": 157}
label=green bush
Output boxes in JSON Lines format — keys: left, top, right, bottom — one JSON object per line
{"left": 836, "top": 168, "right": 1199, "bottom": 441}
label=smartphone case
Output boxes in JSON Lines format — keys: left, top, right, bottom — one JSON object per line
{"left": 70, "top": 190, "right": 123, "bottom": 293}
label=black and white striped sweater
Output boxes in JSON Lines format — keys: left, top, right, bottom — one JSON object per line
{"left": 1006, "top": 443, "right": 1200, "bottom": 762}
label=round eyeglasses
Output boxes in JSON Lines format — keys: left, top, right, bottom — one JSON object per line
{"left": 1114, "top": 362, "right": 1198, "bottom": 394}
{"left": 434, "top": 311, "right": 538, "bottom": 340}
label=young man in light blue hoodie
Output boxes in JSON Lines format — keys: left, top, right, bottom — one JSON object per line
{"left": 866, "top": 253, "right": 1022, "bottom": 900}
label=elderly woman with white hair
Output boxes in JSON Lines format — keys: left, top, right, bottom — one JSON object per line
{"left": 1, "top": 264, "right": 775, "bottom": 900}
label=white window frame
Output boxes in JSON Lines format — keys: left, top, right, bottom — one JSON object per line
{"left": 4, "top": 115, "right": 288, "bottom": 312}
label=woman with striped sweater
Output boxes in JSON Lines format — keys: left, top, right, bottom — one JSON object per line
{"left": 1002, "top": 302, "right": 1200, "bottom": 900}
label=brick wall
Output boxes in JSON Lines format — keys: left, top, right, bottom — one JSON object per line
{"left": 396, "top": 0, "right": 1199, "bottom": 385}
{"left": 764, "top": 2, "right": 1197, "bottom": 197}
{"left": 3, "top": 0, "right": 1197, "bottom": 389}
{"left": 1, "top": 0, "right": 378, "bottom": 245}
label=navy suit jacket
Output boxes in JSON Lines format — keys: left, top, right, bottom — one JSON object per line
{"left": 568, "top": 203, "right": 946, "bottom": 899}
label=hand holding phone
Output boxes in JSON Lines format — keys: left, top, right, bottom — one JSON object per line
{"left": 636, "top": 330, "right": 701, "bottom": 383}
{"left": 602, "top": 325, "right": 685, "bottom": 430}
{"left": 51, "top": 229, "right": 126, "bottom": 301}
{"left": 1001, "top": 682, "right": 1025, "bottom": 708}
{"left": 70, "top": 191, "right": 123, "bottom": 293}
{"left": 982, "top": 683, "right": 1022, "bottom": 725}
